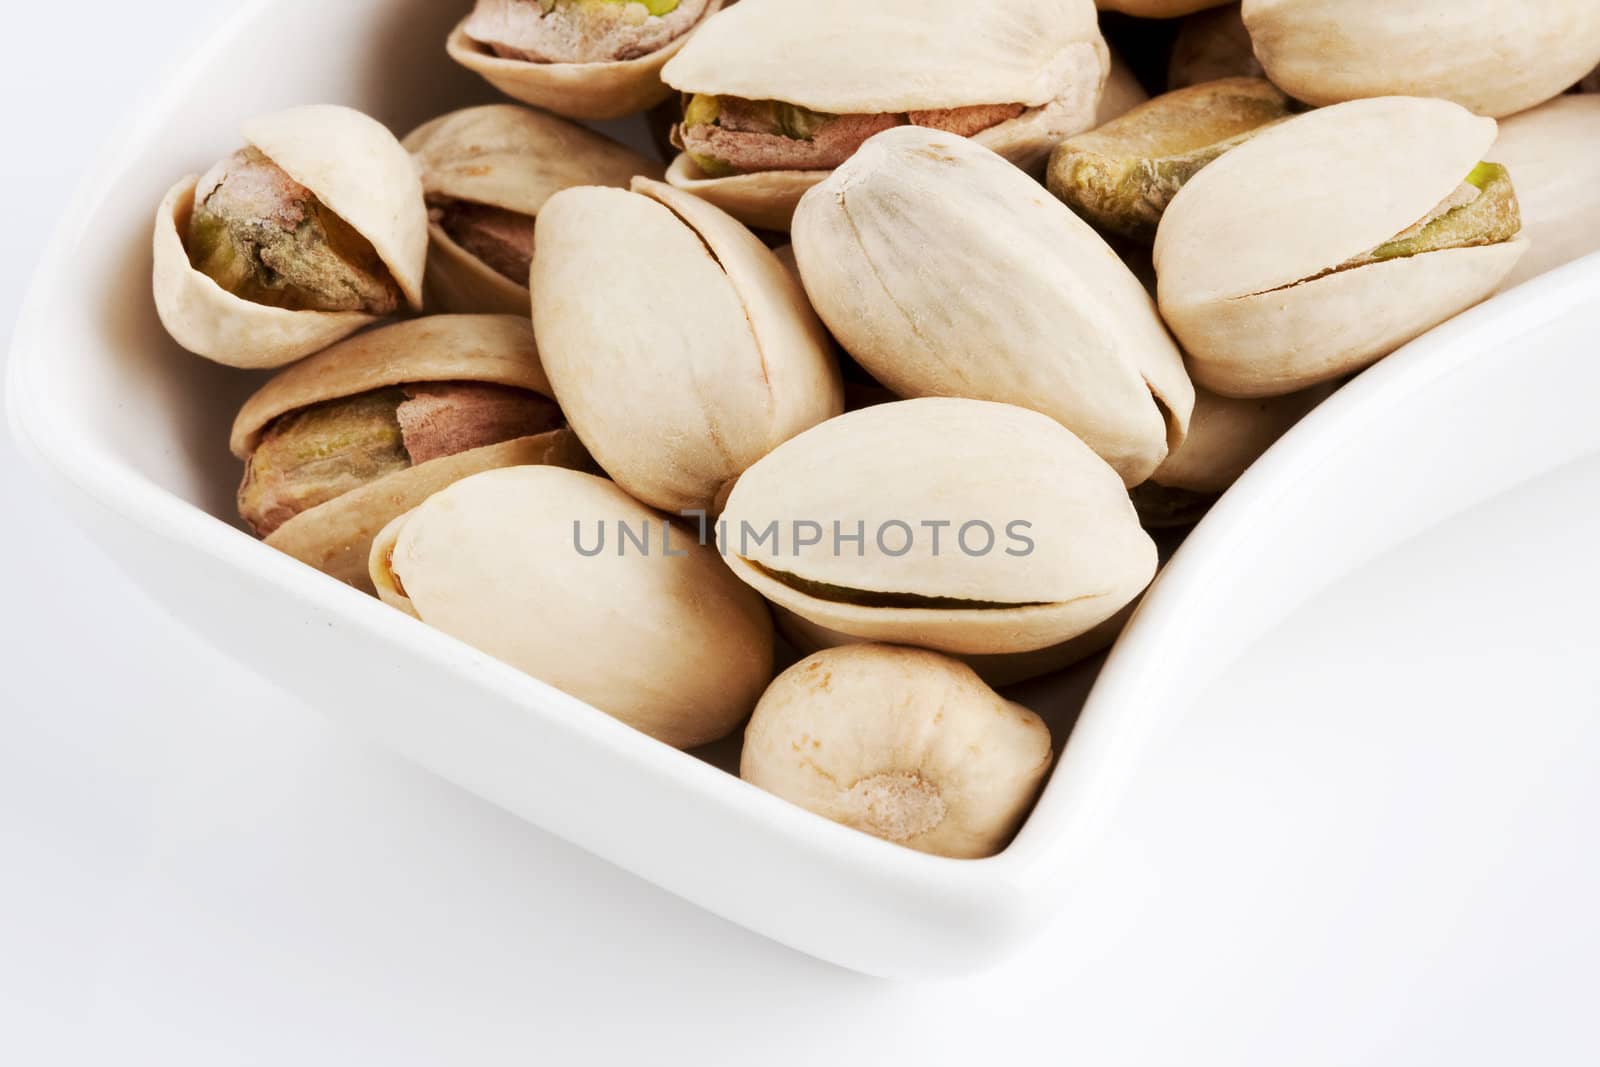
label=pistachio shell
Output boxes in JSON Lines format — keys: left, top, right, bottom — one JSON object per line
{"left": 1491, "top": 96, "right": 1600, "bottom": 291}
{"left": 446, "top": 0, "right": 725, "bottom": 122}
{"left": 1241, "top": 0, "right": 1600, "bottom": 118}
{"left": 371, "top": 466, "right": 775, "bottom": 749}
{"left": 1097, "top": 50, "right": 1150, "bottom": 127}
{"left": 531, "top": 176, "right": 842, "bottom": 514}
{"left": 152, "top": 106, "right": 426, "bottom": 369}
{"left": 1099, "top": 0, "right": 1233, "bottom": 16}
{"left": 1155, "top": 97, "right": 1527, "bottom": 396}
{"left": 719, "top": 398, "right": 1157, "bottom": 657}
{"left": 792, "top": 127, "right": 1192, "bottom": 486}
{"left": 1152, "top": 382, "right": 1332, "bottom": 493}
{"left": 403, "top": 104, "right": 662, "bottom": 314}
{"left": 740, "top": 645, "right": 1053, "bottom": 858}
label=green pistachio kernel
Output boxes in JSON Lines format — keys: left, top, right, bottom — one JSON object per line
{"left": 1365, "top": 162, "right": 1522, "bottom": 263}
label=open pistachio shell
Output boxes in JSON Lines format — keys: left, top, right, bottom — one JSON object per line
{"left": 719, "top": 398, "right": 1158, "bottom": 657}
{"left": 1169, "top": 4, "right": 1262, "bottom": 90}
{"left": 153, "top": 105, "right": 426, "bottom": 369}
{"left": 531, "top": 176, "right": 842, "bottom": 515}
{"left": 1492, "top": 96, "right": 1600, "bottom": 291}
{"left": 446, "top": 0, "right": 725, "bottom": 122}
{"left": 232, "top": 315, "right": 586, "bottom": 592}
{"left": 403, "top": 105, "right": 662, "bottom": 315}
{"left": 659, "top": 0, "right": 1109, "bottom": 231}
{"left": 792, "top": 127, "right": 1193, "bottom": 486}
{"left": 741, "top": 645, "right": 1053, "bottom": 859}
{"left": 371, "top": 466, "right": 774, "bottom": 750}
{"left": 1242, "top": 0, "right": 1600, "bottom": 118}
{"left": 1155, "top": 97, "right": 1528, "bottom": 398}
{"left": 1099, "top": 0, "right": 1233, "bottom": 15}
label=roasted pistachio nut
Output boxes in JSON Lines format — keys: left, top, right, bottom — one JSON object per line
{"left": 792, "top": 127, "right": 1193, "bottom": 486}
{"left": 719, "top": 398, "right": 1158, "bottom": 657}
{"left": 449, "top": 0, "right": 725, "bottom": 121}
{"left": 1155, "top": 97, "right": 1527, "bottom": 398}
{"left": 1048, "top": 78, "right": 1293, "bottom": 242}
{"left": 659, "top": 0, "right": 1109, "bottom": 230}
{"left": 1242, "top": 0, "right": 1600, "bottom": 119}
{"left": 1491, "top": 96, "right": 1600, "bottom": 292}
{"left": 371, "top": 466, "right": 775, "bottom": 750}
{"left": 404, "top": 105, "right": 663, "bottom": 315}
{"left": 153, "top": 105, "right": 427, "bottom": 369}
{"left": 1098, "top": 0, "right": 1232, "bottom": 16}
{"left": 230, "top": 315, "right": 587, "bottom": 591}
{"left": 531, "top": 176, "right": 842, "bottom": 514}
{"left": 1169, "top": 4, "right": 1263, "bottom": 90}
{"left": 740, "top": 645, "right": 1053, "bottom": 858}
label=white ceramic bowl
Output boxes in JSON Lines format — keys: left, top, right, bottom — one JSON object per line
{"left": 9, "top": 0, "right": 1600, "bottom": 978}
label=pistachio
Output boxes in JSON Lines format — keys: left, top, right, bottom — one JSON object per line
{"left": 152, "top": 105, "right": 427, "bottom": 369}
{"left": 404, "top": 105, "right": 662, "bottom": 315}
{"left": 718, "top": 398, "right": 1157, "bottom": 656}
{"left": 231, "top": 315, "right": 589, "bottom": 591}
{"left": 449, "top": 0, "right": 725, "bottom": 121}
{"left": 1168, "top": 5, "right": 1263, "bottom": 90}
{"left": 792, "top": 127, "right": 1193, "bottom": 486}
{"left": 1488, "top": 95, "right": 1600, "bottom": 291}
{"left": 531, "top": 176, "right": 842, "bottom": 514}
{"left": 1048, "top": 78, "right": 1294, "bottom": 242}
{"left": 660, "top": 0, "right": 1109, "bottom": 230}
{"left": 1242, "top": 0, "right": 1600, "bottom": 119}
{"left": 1096, "top": 50, "right": 1150, "bottom": 128}
{"left": 371, "top": 466, "right": 775, "bottom": 750}
{"left": 1155, "top": 97, "right": 1528, "bottom": 398}
{"left": 740, "top": 645, "right": 1053, "bottom": 858}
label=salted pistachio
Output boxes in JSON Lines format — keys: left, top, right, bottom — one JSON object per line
{"left": 153, "top": 105, "right": 426, "bottom": 369}
{"left": 449, "top": 0, "right": 725, "bottom": 121}
{"left": 1098, "top": 0, "right": 1233, "bottom": 16}
{"left": 230, "top": 315, "right": 588, "bottom": 591}
{"left": 1242, "top": 0, "right": 1600, "bottom": 119}
{"left": 1155, "top": 97, "right": 1527, "bottom": 398}
{"left": 1048, "top": 78, "right": 1293, "bottom": 242}
{"left": 531, "top": 176, "right": 842, "bottom": 514}
{"left": 1169, "top": 5, "right": 1263, "bottom": 89}
{"left": 792, "top": 127, "right": 1192, "bottom": 486}
{"left": 371, "top": 466, "right": 774, "bottom": 750}
{"left": 719, "top": 398, "right": 1157, "bottom": 657}
{"left": 659, "top": 0, "right": 1109, "bottom": 231}
{"left": 404, "top": 105, "right": 662, "bottom": 316}
{"left": 1490, "top": 96, "right": 1600, "bottom": 292}
{"left": 741, "top": 645, "right": 1053, "bottom": 858}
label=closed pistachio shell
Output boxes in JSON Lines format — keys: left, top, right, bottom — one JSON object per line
{"left": 1241, "top": 0, "right": 1600, "bottom": 118}
{"left": 446, "top": 0, "right": 725, "bottom": 122}
{"left": 531, "top": 176, "right": 842, "bottom": 514}
{"left": 371, "top": 466, "right": 774, "bottom": 750}
{"left": 404, "top": 105, "right": 663, "bottom": 315}
{"left": 792, "top": 127, "right": 1193, "bottom": 486}
{"left": 1491, "top": 96, "right": 1600, "bottom": 291}
{"left": 1155, "top": 97, "right": 1527, "bottom": 397}
{"left": 1099, "top": 0, "right": 1233, "bottom": 16}
{"left": 741, "top": 644, "right": 1054, "bottom": 859}
{"left": 152, "top": 105, "right": 426, "bottom": 369}
{"left": 1168, "top": 4, "right": 1263, "bottom": 90}
{"left": 719, "top": 398, "right": 1158, "bottom": 657}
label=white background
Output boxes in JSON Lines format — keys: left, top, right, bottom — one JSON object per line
{"left": 3, "top": 5, "right": 1598, "bottom": 1064}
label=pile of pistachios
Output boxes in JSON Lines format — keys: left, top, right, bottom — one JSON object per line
{"left": 150, "top": 0, "right": 1600, "bottom": 859}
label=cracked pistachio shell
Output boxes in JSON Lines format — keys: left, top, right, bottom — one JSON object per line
{"left": 404, "top": 105, "right": 663, "bottom": 315}
{"left": 719, "top": 398, "right": 1158, "bottom": 657}
{"left": 371, "top": 466, "right": 774, "bottom": 750}
{"left": 740, "top": 645, "right": 1053, "bottom": 858}
{"left": 1242, "top": 0, "right": 1600, "bottom": 118}
{"left": 232, "top": 315, "right": 587, "bottom": 591}
{"left": 1169, "top": 4, "right": 1263, "bottom": 90}
{"left": 1099, "top": 0, "right": 1232, "bottom": 16}
{"left": 659, "top": 0, "right": 1109, "bottom": 231}
{"left": 531, "top": 176, "right": 843, "bottom": 515}
{"left": 1155, "top": 97, "right": 1527, "bottom": 398}
{"left": 792, "top": 127, "right": 1193, "bottom": 486}
{"left": 447, "top": 0, "right": 725, "bottom": 121}
{"left": 153, "top": 105, "right": 427, "bottom": 369}
{"left": 1491, "top": 96, "right": 1600, "bottom": 292}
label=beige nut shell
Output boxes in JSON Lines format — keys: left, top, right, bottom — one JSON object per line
{"left": 403, "top": 104, "right": 663, "bottom": 315}
{"left": 719, "top": 398, "right": 1157, "bottom": 657}
{"left": 793, "top": 126, "right": 1192, "bottom": 486}
{"left": 446, "top": 0, "right": 725, "bottom": 122}
{"left": 1155, "top": 96, "right": 1527, "bottom": 397}
{"left": 153, "top": 105, "right": 427, "bottom": 369}
{"left": 531, "top": 176, "right": 842, "bottom": 515}
{"left": 741, "top": 644, "right": 1054, "bottom": 859}
{"left": 371, "top": 466, "right": 775, "bottom": 750}
{"left": 1491, "top": 96, "right": 1600, "bottom": 291}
